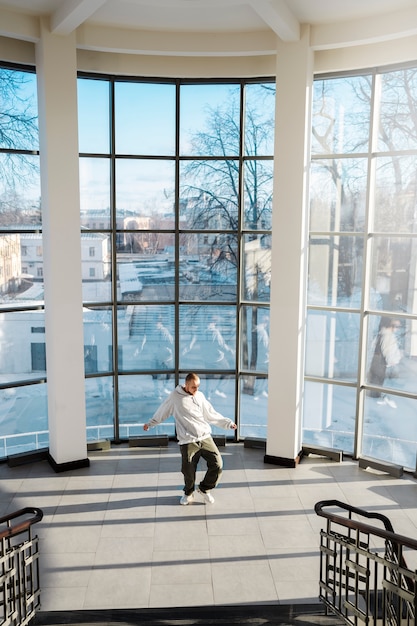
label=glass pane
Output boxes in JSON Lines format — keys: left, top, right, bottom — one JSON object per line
{"left": 363, "top": 393, "right": 417, "bottom": 470}
{"left": 0, "top": 383, "right": 48, "bottom": 459}
{"left": 117, "top": 255, "right": 175, "bottom": 302}
{"left": 117, "top": 304, "right": 175, "bottom": 372}
{"left": 240, "top": 305, "right": 269, "bottom": 372}
{"left": 240, "top": 375, "right": 268, "bottom": 438}
{"left": 179, "top": 160, "right": 238, "bottom": 230}
{"left": 198, "top": 374, "right": 235, "bottom": 434}
{"left": 85, "top": 376, "right": 114, "bottom": 440}
{"left": 311, "top": 75, "right": 371, "bottom": 155}
{"left": 373, "top": 156, "right": 417, "bottom": 233}
{"left": 0, "top": 310, "right": 46, "bottom": 380}
{"left": 242, "top": 234, "right": 271, "bottom": 302}
{"left": 115, "top": 82, "right": 176, "bottom": 155}
{"left": 302, "top": 381, "right": 355, "bottom": 454}
{"left": 179, "top": 304, "right": 236, "bottom": 371}
{"left": 180, "top": 83, "right": 240, "bottom": 156}
{"left": 378, "top": 68, "right": 417, "bottom": 152}
{"left": 366, "top": 314, "right": 417, "bottom": 396}
{"left": 81, "top": 234, "right": 111, "bottom": 302}
{"left": 0, "top": 232, "right": 44, "bottom": 305}
{"left": 0, "top": 68, "right": 38, "bottom": 151}
{"left": 77, "top": 78, "right": 110, "bottom": 154}
{"left": 79, "top": 157, "right": 111, "bottom": 227}
{"left": 179, "top": 233, "right": 237, "bottom": 301}
{"left": 116, "top": 159, "right": 175, "bottom": 224}
{"left": 305, "top": 310, "right": 359, "bottom": 381}
{"left": 308, "top": 235, "right": 364, "bottom": 307}
{"left": 369, "top": 236, "right": 417, "bottom": 314}
{"left": 244, "top": 82, "right": 275, "bottom": 157}
{"left": 309, "top": 159, "right": 367, "bottom": 233}
{"left": 0, "top": 154, "right": 41, "bottom": 228}
{"left": 118, "top": 374, "right": 175, "bottom": 437}
{"left": 83, "top": 307, "right": 113, "bottom": 373}
{"left": 242, "top": 159, "right": 273, "bottom": 230}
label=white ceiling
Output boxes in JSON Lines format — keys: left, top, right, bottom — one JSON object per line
{"left": 0, "top": 0, "right": 414, "bottom": 40}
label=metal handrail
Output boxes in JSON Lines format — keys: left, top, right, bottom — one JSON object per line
{"left": 0, "top": 507, "right": 43, "bottom": 626}
{"left": 315, "top": 499, "right": 417, "bottom": 625}
{"left": 0, "top": 507, "right": 43, "bottom": 540}
{"left": 315, "top": 499, "right": 417, "bottom": 551}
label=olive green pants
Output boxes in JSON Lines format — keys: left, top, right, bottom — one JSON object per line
{"left": 180, "top": 436, "right": 223, "bottom": 495}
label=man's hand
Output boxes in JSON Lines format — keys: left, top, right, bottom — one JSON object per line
{"left": 230, "top": 423, "right": 237, "bottom": 430}
{"left": 143, "top": 423, "right": 149, "bottom": 431}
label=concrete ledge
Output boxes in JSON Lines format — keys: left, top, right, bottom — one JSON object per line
{"left": 7, "top": 448, "right": 49, "bottom": 467}
{"left": 87, "top": 439, "right": 111, "bottom": 451}
{"left": 264, "top": 453, "right": 301, "bottom": 468}
{"left": 302, "top": 445, "right": 343, "bottom": 462}
{"left": 47, "top": 453, "right": 90, "bottom": 473}
{"left": 358, "top": 456, "right": 403, "bottom": 478}
{"left": 244, "top": 437, "right": 266, "bottom": 450}
{"left": 129, "top": 435, "right": 169, "bottom": 447}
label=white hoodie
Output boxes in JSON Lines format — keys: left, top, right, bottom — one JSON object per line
{"left": 147, "top": 384, "right": 234, "bottom": 445}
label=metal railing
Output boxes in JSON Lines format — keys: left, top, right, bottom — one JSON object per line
{"left": 0, "top": 507, "right": 43, "bottom": 626}
{"left": 315, "top": 499, "right": 417, "bottom": 625}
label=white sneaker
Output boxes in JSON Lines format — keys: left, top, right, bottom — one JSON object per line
{"left": 385, "top": 396, "right": 397, "bottom": 409}
{"left": 215, "top": 390, "right": 226, "bottom": 398}
{"left": 198, "top": 488, "right": 215, "bottom": 504}
{"left": 180, "top": 493, "right": 194, "bottom": 505}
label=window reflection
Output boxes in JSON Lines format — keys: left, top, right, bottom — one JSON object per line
{"left": 370, "top": 236, "right": 417, "bottom": 314}
{"left": 116, "top": 159, "right": 175, "bottom": 224}
{"left": 179, "top": 305, "right": 236, "bottom": 372}
{"left": 115, "top": 82, "right": 176, "bottom": 156}
{"left": 302, "top": 381, "right": 355, "bottom": 454}
{"left": 179, "top": 233, "right": 237, "bottom": 301}
{"left": 243, "top": 234, "right": 271, "bottom": 302}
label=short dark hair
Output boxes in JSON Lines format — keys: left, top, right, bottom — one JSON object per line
{"left": 185, "top": 372, "right": 199, "bottom": 384}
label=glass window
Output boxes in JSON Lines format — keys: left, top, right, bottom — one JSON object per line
{"left": 85, "top": 376, "right": 114, "bottom": 440}
{"left": 117, "top": 304, "right": 175, "bottom": 372}
{"left": 302, "top": 381, "right": 355, "bottom": 455}
{"left": 180, "top": 83, "right": 240, "bottom": 156}
{"left": 240, "top": 305, "right": 269, "bottom": 372}
{"left": 305, "top": 310, "right": 359, "bottom": 381}
{"left": 244, "top": 82, "right": 276, "bottom": 157}
{"left": 179, "top": 160, "right": 239, "bottom": 230}
{"left": 79, "top": 157, "right": 111, "bottom": 228}
{"left": 115, "top": 82, "right": 176, "bottom": 156}
{"left": 242, "top": 234, "right": 271, "bottom": 302}
{"left": 378, "top": 68, "right": 417, "bottom": 152}
{"left": 0, "top": 383, "right": 48, "bottom": 458}
{"left": 179, "top": 233, "right": 238, "bottom": 301}
{"left": 309, "top": 159, "right": 367, "bottom": 233}
{"left": 118, "top": 374, "right": 175, "bottom": 438}
{"left": 373, "top": 156, "right": 417, "bottom": 233}
{"left": 77, "top": 78, "right": 110, "bottom": 154}
{"left": 369, "top": 236, "right": 417, "bottom": 314}
{"left": 116, "top": 159, "right": 175, "bottom": 224}
{"left": 311, "top": 75, "right": 371, "bottom": 156}
{"left": 242, "top": 160, "right": 273, "bottom": 230}
{"left": 80, "top": 76, "right": 274, "bottom": 446}
{"left": 308, "top": 235, "right": 364, "bottom": 307}
{"left": 307, "top": 66, "right": 417, "bottom": 471}
{"left": 363, "top": 394, "right": 417, "bottom": 471}
{"left": 179, "top": 304, "right": 236, "bottom": 371}
{"left": 240, "top": 375, "right": 268, "bottom": 438}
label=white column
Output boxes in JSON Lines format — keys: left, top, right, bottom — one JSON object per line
{"left": 265, "top": 25, "right": 313, "bottom": 466}
{"left": 35, "top": 19, "right": 88, "bottom": 469}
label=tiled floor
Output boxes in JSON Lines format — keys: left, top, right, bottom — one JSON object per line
{"left": 1, "top": 442, "right": 417, "bottom": 612}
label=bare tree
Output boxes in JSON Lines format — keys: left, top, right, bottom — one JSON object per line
{"left": 181, "top": 85, "right": 274, "bottom": 386}
{"left": 0, "top": 67, "right": 40, "bottom": 226}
